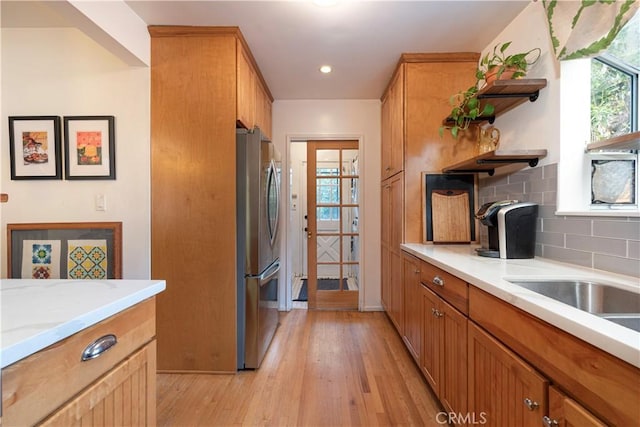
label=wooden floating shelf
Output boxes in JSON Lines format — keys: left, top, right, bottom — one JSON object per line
{"left": 586, "top": 130, "right": 640, "bottom": 151}
{"left": 443, "top": 149, "right": 548, "bottom": 176}
{"left": 443, "top": 78, "right": 548, "bottom": 125}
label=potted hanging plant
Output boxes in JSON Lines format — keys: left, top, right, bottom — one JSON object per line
{"left": 439, "top": 82, "right": 495, "bottom": 139}
{"left": 440, "top": 41, "right": 540, "bottom": 139}
{"left": 480, "top": 41, "right": 541, "bottom": 85}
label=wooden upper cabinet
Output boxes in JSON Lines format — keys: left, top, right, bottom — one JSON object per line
{"left": 255, "top": 80, "right": 273, "bottom": 139}
{"left": 380, "top": 53, "right": 479, "bottom": 243}
{"left": 237, "top": 41, "right": 257, "bottom": 130}
{"left": 381, "top": 64, "right": 404, "bottom": 180}
{"left": 236, "top": 39, "right": 273, "bottom": 139}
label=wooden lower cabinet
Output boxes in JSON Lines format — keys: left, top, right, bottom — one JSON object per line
{"left": 468, "top": 322, "right": 547, "bottom": 427}
{"left": 545, "top": 386, "right": 606, "bottom": 427}
{"left": 40, "top": 341, "right": 157, "bottom": 426}
{"left": 469, "top": 286, "right": 640, "bottom": 426}
{"left": 403, "top": 253, "right": 422, "bottom": 361}
{"left": 395, "top": 251, "right": 636, "bottom": 426}
{"left": 421, "top": 286, "right": 467, "bottom": 418}
{"left": 381, "top": 173, "right": 404, "bottom": 333}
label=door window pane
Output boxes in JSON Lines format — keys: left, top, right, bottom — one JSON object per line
{"left": 342, "top": 207, "right": 359, "bottom": 233}
{"left": 316, "top": 151, "right": 340, "bottom": 172}
{"left": 342, "top": 149, "right": 359, "bottom": 175}
{"left": 342, "top": 264, "right": 359, "bottom": 290}
{"left": 317, "top": 206, "right": 339, "bottom": 221}
{"left": 316, "top": 176, "right": 339, "bottom": 206}
{"left": 343, "top": 236, "right": 359, "bottom": 262}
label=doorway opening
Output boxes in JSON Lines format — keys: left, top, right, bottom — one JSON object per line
{"left": 288, "top": 140, "right": 360, "bottom": 310}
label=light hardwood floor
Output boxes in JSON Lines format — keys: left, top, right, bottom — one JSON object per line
{"left": 157, "top": 309, "right": 443, "bottom": 426}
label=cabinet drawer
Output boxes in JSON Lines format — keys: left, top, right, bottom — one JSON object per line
{"left": 420, "top": 261, "right": 468, "bottom": 314}
{"left": 2, "top": 298, "right": 156, "bottom": 427}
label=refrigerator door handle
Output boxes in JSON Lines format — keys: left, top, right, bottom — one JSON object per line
{"left": 247, "top": 259, "right": 281, "bottom": 285}
{"left": 258, "top": 260, "right": 280, "bottom": 286}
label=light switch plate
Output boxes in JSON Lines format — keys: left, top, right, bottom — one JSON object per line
{"left": 95, "top": 194, "right": 106, "bottom": 211}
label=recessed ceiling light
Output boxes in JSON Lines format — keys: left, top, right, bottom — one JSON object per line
{"left": 319, "top": 65, "right": 332, "bottom": 74}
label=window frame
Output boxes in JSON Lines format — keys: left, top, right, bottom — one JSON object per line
{"left": 592, "top": 53, "right": 639, "bottom": 139}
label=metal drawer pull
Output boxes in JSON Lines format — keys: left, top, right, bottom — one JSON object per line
{"left": 542, "top": 416, "right": 558, "bottom": 427}
{"left": 431, "top": 308, "right": 443, "bottom": 318}
{"left": 432, "top": 276, "right": 444, "bottom": 287}
{"left": 523, "top": 397, "right": 539, "bottom": 411}
{"left": 81, "top": 334, "right": 117, "bottom": 361}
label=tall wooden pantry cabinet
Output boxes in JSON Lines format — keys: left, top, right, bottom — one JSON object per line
{"left": 379, "top": 52, "right": 479, "bottom": 332}
{"left": 149, "top": 26, "right": 272, "bottom": 373}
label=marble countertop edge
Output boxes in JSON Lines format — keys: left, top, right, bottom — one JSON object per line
{"left": 1, "top": 280, "right": 166, "bottom": 369}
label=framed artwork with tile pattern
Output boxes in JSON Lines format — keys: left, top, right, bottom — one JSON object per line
{"left": 7, "top": 222, "right": 122, "bottom": 279}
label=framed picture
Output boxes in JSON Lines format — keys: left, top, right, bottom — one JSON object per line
{"left": 8, "top": 116, "right": 62, "bottom": 180}
{"left": 7, "top": 222, "right": 122, "bottom": 279}
{"left": 64, "top": 116, "right": 115, "bottom": 180}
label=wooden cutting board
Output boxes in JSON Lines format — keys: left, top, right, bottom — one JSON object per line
{"left": 431, "top": 190, "right": 471, "bottom": 243}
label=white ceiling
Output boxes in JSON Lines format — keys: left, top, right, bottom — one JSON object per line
{"left": 2, "top": 0, "right": 531, "bottom": 100}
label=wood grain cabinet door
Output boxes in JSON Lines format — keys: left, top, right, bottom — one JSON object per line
{"left": 421, "top": 286, "right": 441, "bottom": 394}
{"left": 382, "top": 173, "right": 404, "bottom": 333}
{"left": 402, "top": 253, "right": 422, "bottom": 362}
{"left": 544, "top": 386, "right": 607, "bottom": 427}
{"left": 380, "top": 65, "right": 404, "bottom": 180}
{"left": 40, "top": 340, "right": 156, "bottom": 426}
{"left": 236, "top": 41, "right": 256, "bottom": 130}
{"left": 468, "top": 322, "right": 548, "bottom": 427}
{"left": 440, "top": 298, "right": 467, "bottom": 417}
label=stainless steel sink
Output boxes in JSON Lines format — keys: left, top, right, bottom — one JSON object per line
{"left": 507, "top": 279, "right": 640, "bottom": 325}
{"left": 598, "top": 314, "right": 640, "bottom": 333}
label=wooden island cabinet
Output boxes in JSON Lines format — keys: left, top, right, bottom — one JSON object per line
{"left": 149, "top": 26, "right": 272, "bottom": 373}
{"left": 1, "top": 299, "right": 157, "bottom": 426}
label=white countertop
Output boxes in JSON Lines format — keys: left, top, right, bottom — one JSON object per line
{"left": 0, "top": 279, "right": 166, "bottom": 369}
{"left": 401, "top": 243, "right": 640, "bottom": 368}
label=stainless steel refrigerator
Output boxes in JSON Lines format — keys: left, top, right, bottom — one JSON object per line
{"left": 236, "top": 128, "right": 281, "bottom": 369}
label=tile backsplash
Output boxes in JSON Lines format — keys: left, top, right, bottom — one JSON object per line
{"left": 478, "top": 163, "right": 640, "bottom": 277}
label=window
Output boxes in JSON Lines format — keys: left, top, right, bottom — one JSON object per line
{"left": 316, "top": 167, "right": 339, "bottom": 220}
{"left": 590, "top": 11, "right": 639, "bottom": 142}
{"left": 558, "top": 11, "right": 640, "bottom": 214}
{"left": 587, "top": 12, "right": 639, "bottom": 209}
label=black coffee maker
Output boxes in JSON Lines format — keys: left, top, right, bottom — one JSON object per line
{"left": 475, "top": 200, "right": 538, "bottom": 259}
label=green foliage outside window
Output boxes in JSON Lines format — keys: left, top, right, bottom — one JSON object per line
{"left": 591, "top": 12, "right": 639, "bottom": 142}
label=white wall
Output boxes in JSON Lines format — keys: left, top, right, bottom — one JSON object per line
{"left": 479, "top": 2, "right": 561, "bottom": 165}
{"left": 272, "top": 100, "right": 382, "bottom": 311}
{"left": 1, "top": 28, "right": 150, "bottom": 278}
